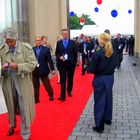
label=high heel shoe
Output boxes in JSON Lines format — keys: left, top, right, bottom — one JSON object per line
{"left": 92, "top": 126, "right": 104, "bottom": 133}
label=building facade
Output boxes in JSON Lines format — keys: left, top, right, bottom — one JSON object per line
{"left": 134, "top": 0, "right": 140, "bottom": 58}
{"left": 29, "top": 0, "right": 68, "bottom": 49}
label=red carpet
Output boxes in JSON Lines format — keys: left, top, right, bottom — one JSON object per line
{"left": 0, "top": 66, "right": 93, "bottom": 140}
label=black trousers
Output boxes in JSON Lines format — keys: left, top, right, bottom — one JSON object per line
{"left": 32, "top": 74, "right": 54, "bottom": 102}
{"left": 82, "top": 53, "right": 89, "bottom": 73}
{"left": 128, "top": 46, "right": 134, "bottom": 56}
{"left": 116, "top": 53, "right": 123, "bottom": 68}
{"left": 58, "top": 62, "right": 75, "bottom": 99}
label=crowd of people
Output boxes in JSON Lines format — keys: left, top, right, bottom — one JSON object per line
{"left": 0, "top": 27, "right": 135, "bottom": 139}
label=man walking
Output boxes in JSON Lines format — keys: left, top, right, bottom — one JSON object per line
{"left": 32, "top": 37, "right": 55, "bottom": 103}
{"left": 55, "top": 29, "right": 77, "bottom": 101}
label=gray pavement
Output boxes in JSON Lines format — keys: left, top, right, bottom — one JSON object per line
{"left": 68, "top": 55, "right": 140, "bottom": 140}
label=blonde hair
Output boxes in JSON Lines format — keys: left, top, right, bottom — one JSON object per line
{"left": 98, "top": 33, "right": 113, "bottom": 57}
{"left": 56, "top": 35, "right": 62, "bottom": 41}
{"left": 41, "top": 35, "right": 48, "bottom": 40}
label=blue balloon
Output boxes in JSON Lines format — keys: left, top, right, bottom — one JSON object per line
{"left": 111, "top": 10, "right": 118, "bottom": 17}
{"left": 70, "top": 11, "right": 75, "bottom": 16}
{"left": 94, "top": 7, "right": 99, "bottom": 12}
{"left": 128, "top": 10, "right": 132, "bottom": 14}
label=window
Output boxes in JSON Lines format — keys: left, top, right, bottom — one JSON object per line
{"left": 0, "top": 0, "right": 29, "bottom": 44}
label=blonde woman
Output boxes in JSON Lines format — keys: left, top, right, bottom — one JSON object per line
{"left": 88, "top": 33, "right": 116, "bottom": 133}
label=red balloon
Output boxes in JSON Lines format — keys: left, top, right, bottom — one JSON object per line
{"left": 79, "top": 18, "right": 85, "bottom": 23}
{"left": 97, "top": 0, "right": 102, "bottom": 5}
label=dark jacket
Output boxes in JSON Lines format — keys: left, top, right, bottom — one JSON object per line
{"left": 55, "top": 39, "right": 77, "bottom": 68}
{"left": 88, "top": 48, "right": 116, "bottom": 75}
{"left": 79, "top": 42, "right": 91, "bottom": 54}
{"left": 113, "top": 38, "right": 125, "bottom": 53}
{"left": 32, "top": 46, "right": 54, "bottom": 76}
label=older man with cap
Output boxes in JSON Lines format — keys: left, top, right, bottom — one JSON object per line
{"left": 0, "top": 28, "right": 36, "bottom": 140}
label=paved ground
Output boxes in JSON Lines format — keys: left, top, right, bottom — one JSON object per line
{"left": 0, "top": 55, "right": 140, "bottom": 140}
{"left": 68, "top": 55, "right": 140, "bottom": 140}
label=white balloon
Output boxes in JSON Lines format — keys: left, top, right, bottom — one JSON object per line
{"left": 77, "top": 13, "right": 82, "bottom": 18}
{"left": 80, "top": 22, "right": 85, "bottom": 25}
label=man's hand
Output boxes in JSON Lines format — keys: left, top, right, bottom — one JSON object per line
{"left": 10, "top": 62, "right": 18, "bottom": 70}
{"left": 60, "top": 56, "right": 65, "bottom": 61}
{"left": 2, "top": 63, "right": 9, "bottom": 70}
{"left": 51, "top": 70, "right": 56, "bottom": 75}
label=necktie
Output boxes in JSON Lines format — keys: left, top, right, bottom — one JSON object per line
{"left": 64, "top": 40, "right": 67, "bottom": 48}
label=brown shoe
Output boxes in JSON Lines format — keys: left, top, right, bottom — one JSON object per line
{"left": 7, "top": 126, "right": 15, "bottom": 136}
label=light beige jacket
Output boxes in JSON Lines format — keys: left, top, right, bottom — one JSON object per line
{"left": 0, "top": 41, "right": 36, "bottom": 127}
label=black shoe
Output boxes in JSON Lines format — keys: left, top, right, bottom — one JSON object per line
{"left": 7, "top": 126, "right": 15, "bottom": 136}
{"left": 49, "top": 96, "right": 54, "bottom": 101}
{"left": 105, "top": 120, "right": 112, "bottom": 125}
{"left": 81, "top": 72, "right": 85, "bottom": 75}
{"left": 68, "top": 92, "right": 72, "bottom": 97}
{"left": 92, "top": 126, "right": 104, "bottom": 133}
{"left": 57, "top": 97, "right": 65, "bottom": 101}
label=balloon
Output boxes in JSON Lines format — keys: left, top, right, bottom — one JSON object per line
{"left": 94, "top": 7, "right": 99, "bottom": 12}
{"left": 97, "top": 0, "right": 102, "bottom": 5}
{"left": 80, "top": 22, "right": 84, "bottom": 26}
{"left": 79, "top": 17, "right": 85, "bottom": 23}
{"left": 70, "top": 11, "right": 75, "bottom": 17}
{"left": 128, "top": 10, "right": 132, "bottom": 14}
{"left": 111, "top": 10, "right": 118, "bottom": 17}
{"left": 77, "top": 13, "right": 82, "bottom": 18}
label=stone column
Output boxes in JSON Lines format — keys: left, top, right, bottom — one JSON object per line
{"left": 29, "top": 0, "right": 68, "bottom": 50}
{"left": 134, "top": 0, "right": 140, "bottom": 58}
{"left": 17, "top": 0, "right": 30, "bottom": 42}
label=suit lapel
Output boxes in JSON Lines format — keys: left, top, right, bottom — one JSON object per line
{"left": 60, "top": 40, "right": 65, "bottom": 51}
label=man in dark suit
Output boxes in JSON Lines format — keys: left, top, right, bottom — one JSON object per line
{"left": 128, "top": 35, "right": 135, "bottom": 56}
{"left": 113, "top": 33, "right": 125, "bottom": 69}
{"left": 55, "top": 29, "right": 77, "bottom": 101}
{"left": 32, "top": 37, "right": 55, "bottom": 103}
{"left": 79, "top": 35, "right": 91, "bottom": 75}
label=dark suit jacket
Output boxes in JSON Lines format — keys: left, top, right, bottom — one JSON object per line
{"left": 32, "top": 46, "right": 54, "bottom": 76}
{"left": 113, "top": 38, "right": 125, "bottom": 53}
{"left": 79, "top": 42, "right": 91, "bottom": 54}
{"left": 55, "top": 39, "right": 77, "bottom": 68}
